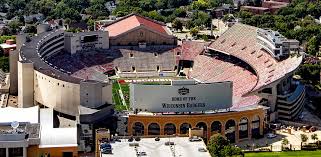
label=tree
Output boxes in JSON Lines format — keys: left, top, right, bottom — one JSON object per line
{"left": 174, "top": 8, "right": 187, "bottom": 17}
{"left": 207, "top": 134, "right": 230, "bottom": 157}
{"left": 311, "top": 134, "right": 318, "bottom": 142}
{"left": 86, "top": 0, "right": 110, "bottom": 19}
{"left": 172, "top": 19, "right": 183, "bottom": 32}
{"left": 24, "top": 25, "right": 37, "bottom": 34}
{"left": 8, "top": 20, "right": 22, "bottom": 35}
{"left": 301, "top": 134, "right": 308, "bottom": 143}
{"left": 138, "top": 0, "right": 157, "bottom": 11}
{"left": 220, "top": 145, "right": 243, "bottom": 157}
{"left": 207, "top": 134, "right": 243, "bottom": 157}
{"left": 52, "top": 1, "right": 81, "bottom": 21}
{"left": 86, "top": 18, "right": 95, "bottom": 31}
{"left": 191, "top": 0, "right": 210, "bottom": 10}
{"left": 307, "top": 36, "right": 319, "bottom": 56}
{"left": 0, "top": 56, "right": 9, "bottom": 72}
{"left": 186, "top": 20, "right": 195, "bottom": 30}
{"left": 192, "top": 11, "right": 211, "bottom": 28}
{"left": 282, "top": 138, "right": 289, "bottom": 146}
{"left": 146, "top": 10, "right": 165, "bottom": 22}
{"left": 190, "top": 27, "right": 199, "bottom": 37}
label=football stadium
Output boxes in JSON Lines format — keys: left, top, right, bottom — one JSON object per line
{"left": 11, "top": 14, "right": 304, "bottom": 144}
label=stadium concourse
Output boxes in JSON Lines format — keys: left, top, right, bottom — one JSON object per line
{"left": 11, "top": 14, "right": 304, "bottom": 155}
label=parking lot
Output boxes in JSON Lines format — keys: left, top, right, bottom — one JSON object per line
{"left": 101, "top": 137, "right": 211, "bottom": 157}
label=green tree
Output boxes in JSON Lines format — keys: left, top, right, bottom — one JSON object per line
{"left": 52, "top": 1, "right": 81, "bottom": 21}
{"left": 0, "top": 56, "right": 9, "bottom": 72}
{"left": 192, "top": 11, "right": 211, "bottom": 28}
{"left": 146, "top": 10, "right": 165, "bottom": 22}
{"left": 307, "top": 36, "right": 319, "bottom": 56}
{"left": 282, "top": 138, "right": 289, "bottom": 146}
{"left": 220, "top": 145, "right": 243, "bottom": 157}
{"left": 172, "top": 19, "right": 183, "bottom": 32}
{"left": 186, "top": 20, "right": 195, "bottom": 29}
{"left": 87, "top": 0, "right": 110, "bottom": 19}
{"left": 24, "top": 25, "right": 37, "bottom": 34}
{"left": 207, "top": 134, "right": 243, "bottom": 157}
{"left": 8, "top": 20, "right": 22, "bottom": 35}
{"left": 86, "top": 18, "right": 95, "bottom": 31}
{"left": 191, "top": 0, "right": 210, "bottom": 10}
{"left": 207, "top": 134, "right": 230, "bottom": 157}
{"left": 301, "top": 134, "right": 308, "bottom": 143}
{"left": 174, "top": 8, "right": 187, "bottom": 17}
{"left": 190, "top": 27, "right": 199, "bottom": 37}
{"left": 311, "top": 134, "right": 318, "bottom": 142}
{"left": 138, "top": 0, "right": 157, "bottom": 11}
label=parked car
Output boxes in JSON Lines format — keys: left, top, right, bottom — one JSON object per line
{"left": 136, "top": 151, "right": 147, "bottom": 156}
{"left": 198, "top": 147, "right": 207, "bottom": 152}
{"left": 100, "top": 143, "right": 112, "bottom": 154}
{"left": 189, "top": 136, "right": 202, "bottom": 142}
{"left": 267, "top": 133, "right": 277, "bottom": 139}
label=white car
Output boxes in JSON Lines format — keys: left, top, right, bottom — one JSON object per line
{"left": 267, "top": 133, "right": 277, "bottom": 139}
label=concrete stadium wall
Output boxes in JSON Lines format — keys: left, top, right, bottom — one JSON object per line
{"left": 9, "top": 50, "right": 19, "bottom": 95}
{"left": 33, "top": 71, "right": 80, "bottom": 116}
{"left": 18, "top": 61, "right": 34, "bottom": 108}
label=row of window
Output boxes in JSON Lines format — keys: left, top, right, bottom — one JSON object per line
{"left": 35, "top": 74, "right": 67, "bottom": 88}
{"left": 128, "top": 51, "right": 181, "bottom": 58}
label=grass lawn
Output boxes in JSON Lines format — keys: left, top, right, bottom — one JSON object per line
{"left": 245, "top": 150, "right": 321, "bottom": 157}
{"left": 112, "top": 81, "right": 130, "bottom": 111}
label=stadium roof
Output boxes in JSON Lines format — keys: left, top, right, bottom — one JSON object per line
{"left": 0, "top": 106, "right": 39, "bottom": 123}
{"left": 105, "top": 14, "right": 171, "bottom": 37}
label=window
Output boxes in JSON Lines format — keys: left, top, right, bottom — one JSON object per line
{"left": 157, "top": 66, "right": 160, "bottom": 71}
{"left": 57, "top": 83, "right": 59, "bottom": 86}
{"left": 132, "top": 66, "right": 136, "bottom": 72}
{"left": 62, "top": 152, "right": 73, "bottom": 157}
{"left": 130, "top": 53, "right": 134, "bottom": 58}
{"left": 154, "top": 53, "right": 158, "bottom": 57}
{"left": 262, "top": 88, "right": 272, "bottom": 94}
{"left": 176, "top": 52, "right": 181, "bottom": 56}
{"left": 140, "top": 32, "right": 144, "bottom": 37}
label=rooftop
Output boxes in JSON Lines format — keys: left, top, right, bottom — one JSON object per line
{"left": 0, "top": 43, "right": 16, "bottom": 49}
{"left": 39, "top": 108, "right": 77, "bottom": 148}
{"left": 105, "top": 14, "right": 171, "bottom": 37}
{"left": 241, "top": 6, "right": 270, "bottom": 10}
{"left": 0, "top": 106, "right": 39, "bottom": 123}
{"left": 102, "top": 137, "right": 210, "bottom": 157}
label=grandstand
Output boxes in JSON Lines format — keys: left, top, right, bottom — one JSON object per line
{"left": 206, "top": 23, "right": 303, "bottom": 120}
{"left": 15, "top": 14, "right": 305, "bottom": 146}
{"left": 18, "top": 22, "right": 303, "bottom": 119}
